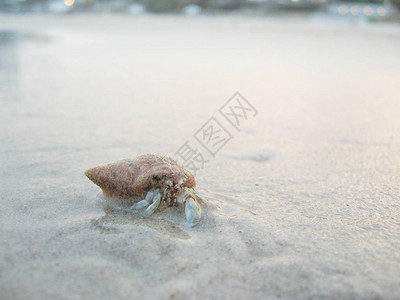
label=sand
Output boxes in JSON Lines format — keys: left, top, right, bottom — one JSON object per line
{"left": 0, "top": 14, "right": 400, "bottom": 299}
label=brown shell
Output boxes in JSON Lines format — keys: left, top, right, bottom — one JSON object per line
{"left": 85, "top": 154, "right": 195, "bottom": 200}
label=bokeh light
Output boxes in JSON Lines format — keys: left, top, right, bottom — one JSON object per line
{"left": 363, "top": 6, "right": 373, "bottom": 16}
{"left": 338, "top": 5, "right": 348, "bottom": 15}
{"left": 64, "top": 0, "right": 74, "bottom": 6}
{"left": 377, "top": 6, "right": 387, "bottom": 16}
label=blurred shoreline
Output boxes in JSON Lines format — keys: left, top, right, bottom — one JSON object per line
{"left": 1, "top": 12, "right": 400, "bottom": 35}
{"left": 1, "top": 0, "right": 399, "bottom": 25}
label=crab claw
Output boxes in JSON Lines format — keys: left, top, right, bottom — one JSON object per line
{"left": 185, "top": 196, "right": 201, "bottom": 227}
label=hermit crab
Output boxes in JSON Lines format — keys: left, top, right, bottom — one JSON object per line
{"left": 85, "top": 154, "right": 208, "bottom": 226}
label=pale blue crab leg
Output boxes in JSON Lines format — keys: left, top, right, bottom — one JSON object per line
{"left": 127, "top": 190, "right": 154, "bottom": 211}
{"left": 185, "top": 196, "right": 201, "bottom": 227}
{"left": 143, "top": 190, "right": 161, "bottom": 217}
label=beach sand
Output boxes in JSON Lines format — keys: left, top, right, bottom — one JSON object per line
{"left": 0, "top": 15, "right": 400, "bottom": 299}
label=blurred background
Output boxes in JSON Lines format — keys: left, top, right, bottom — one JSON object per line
{"left": 0, "top": 0, "right": 398, "bottom": 21}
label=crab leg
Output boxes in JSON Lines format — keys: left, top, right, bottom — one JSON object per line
{"left": 185, "top": 195, "right": 201, "bottom": 227}
{"left": 127, "top": 190, "right": 154, "bottom": 211}
{"left": 133, "top": 200, "right": 151, "bottom": 210}
{"left": 143, "top": 190, "right": 161, "bottom": 217}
